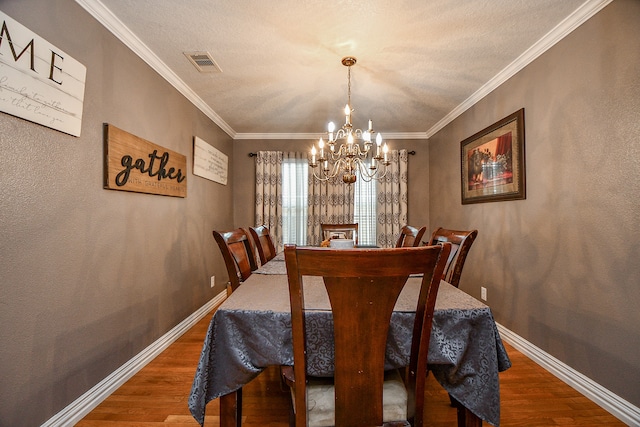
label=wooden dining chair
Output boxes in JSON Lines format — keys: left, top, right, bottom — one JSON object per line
{"left": 427, "top": 227, "right": 478, "bottom": 288}
{"left": 249, "top": 225, "right": 277, "bottom": 265}
{"left": 395, "top": 225, "right": 427, "bottom": 248}
{"left": 320, "top": 223, "right": 358, "bottom": 245}
{"left": 212, "top": 228, "right": 258, "bottom": 295}
{"left": 282, "top": 243, "right": 451, "bottom": 427}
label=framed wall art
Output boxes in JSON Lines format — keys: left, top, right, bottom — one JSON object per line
{"left": 461, "top": 108, "right": 526, "bottom": 204}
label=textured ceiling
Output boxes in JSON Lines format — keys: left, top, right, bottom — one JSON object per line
{"left": 80, "top": 0, "right": 602, "bottom": 139}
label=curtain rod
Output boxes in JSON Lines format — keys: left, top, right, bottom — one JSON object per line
{"left": 249, "top": 151, "right": 415, "bottom": 157}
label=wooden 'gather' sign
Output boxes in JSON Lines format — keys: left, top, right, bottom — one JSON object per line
{"left": 103, "top": 124, "right": 187, "bottom": 197}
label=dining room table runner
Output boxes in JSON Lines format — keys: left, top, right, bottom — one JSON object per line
{"left": 189, "top": 252, "right": 511, "bottom": 426}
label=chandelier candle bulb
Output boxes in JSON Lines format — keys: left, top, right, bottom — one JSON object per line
{"left": 311, "top": 145, "right": 316, "bottom": 165}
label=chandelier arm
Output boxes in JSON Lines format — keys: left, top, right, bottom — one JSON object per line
{"left": 360, "top": 157, "right": 391, "bottom": 182}
{"left": 311, "top": 171, "right": 333, "bottom": 182}
{"left": 355, "top": 159, "right": 375, "bottom": 182}
{"left": 356, "top": 144, "right": 370, "bottom": 159}
{"left": 329, "top": 147, "right": 346, "bottom": 161}
{"left": 357, "top": 162, "right": 377, "bottom": 182}
{"left": 337, "top": 143, "right": 356, "bottom": 158}
{"left": 314, "top": 157, "right": 346, "bottom": 181}
{"left": 334, "top": 128, "right": 348, "bottom": 140}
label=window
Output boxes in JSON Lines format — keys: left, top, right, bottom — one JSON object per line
{"left": 281, "top": 157, "right": 308, "bottom": 245}
{"left": 353, "top": 173, "right": 377, "bottom": 246}
{"left": 282, "top": 158, "right": 377, "bottom": 246}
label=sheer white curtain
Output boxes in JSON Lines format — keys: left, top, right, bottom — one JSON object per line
{"left": 354, "top": 164, "right": 377, "bottom": 246}
{"left": 376, "top": 149, "right": 408, "bottom": 247}
{"left": 281, "top": 153, "right": 308, "bottom": 246}
{"left": 255, "top": 151, "right": 282, "bottom": 251}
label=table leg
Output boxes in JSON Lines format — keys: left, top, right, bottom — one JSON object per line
{"left": 220, "top": 388, "right": 242, "bottom": 427}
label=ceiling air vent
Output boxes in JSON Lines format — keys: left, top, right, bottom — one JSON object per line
{"left": 184, "top": 51, "right": 222, "bottom": 73}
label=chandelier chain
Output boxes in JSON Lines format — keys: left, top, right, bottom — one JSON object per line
{"left": 347, "top": 65, "right": 351, "bottom": 109}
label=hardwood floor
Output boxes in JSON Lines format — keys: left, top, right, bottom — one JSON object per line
{"left": 76, "top": 309, "right": 625, "bottom": 427}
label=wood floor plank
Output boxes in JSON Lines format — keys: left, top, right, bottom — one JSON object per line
{"left": 76, "top": 309, "right": 626, "bottom": 427}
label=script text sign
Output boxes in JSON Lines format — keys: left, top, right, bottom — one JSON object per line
{"left": 193, "top": 136, "right": 228, "bottom": 185}
{"left": 104, "top": 124, "right": 187, "bottom": 198}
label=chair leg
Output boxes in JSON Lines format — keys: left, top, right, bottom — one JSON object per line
{"left": 237, "top": 388, "right": 243, "bottom": 427}
{"left": 289, "top": 405, "right": 295, "bottom": 427}
{"left": 456, "top": 402, "right": 466, "bottom": 427}
{"left": 219, "top": 388, "right": 242, "bottom": 427}
{"left": 450, "top": 395, "right": 482, "bottom": 427}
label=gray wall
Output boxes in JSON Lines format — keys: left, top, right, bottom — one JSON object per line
{"left": 0, "top": 1, "right": 233, "bottom": 425}
{"left": 428, "top": 0, "right": 640, "bottom": 407}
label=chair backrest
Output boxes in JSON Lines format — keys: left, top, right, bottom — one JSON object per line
{"left": 249, "top": 225, "right": 276, "bottom": 265}
{"left": 320, "top": 223, "right": 358, "bottom": 244}
{"left": 212, "top": 228, "right": 258, "bottom": 293}
{"left": 395, "top": 225, "right": 427, "bottom": 248}
{"left": 427, "top": 227, "right": 478, "bottom": 288}
{"left": 284, "top": 244, "right": 451, "bottom": 427}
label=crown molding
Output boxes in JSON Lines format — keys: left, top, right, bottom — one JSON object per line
{"left": 233, "top": 132, "right": 428, "bottom": 140}
{"left": 233, "top": 133, "right": 323, "bottom": 140}
{"left": 425, "top": 0, "right": 613, "bottom": 139}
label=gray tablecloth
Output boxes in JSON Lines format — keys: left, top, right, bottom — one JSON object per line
{"left": 189, "top": 256, "right": 511, "bottom": 426}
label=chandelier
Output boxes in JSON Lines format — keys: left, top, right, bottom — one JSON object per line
{"left": 309, "top": 57, "right": 391, "bottom": 184}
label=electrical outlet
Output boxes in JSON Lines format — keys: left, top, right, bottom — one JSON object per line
{"left": 210, "top": 276, "right": 215, "bottom": 288}
{"left": 480, "top": 286, "right": 487, "bottom": 301}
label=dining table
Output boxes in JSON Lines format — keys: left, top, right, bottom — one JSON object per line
{"left": 188, "top": 251, "right": 511, "bottom": 427}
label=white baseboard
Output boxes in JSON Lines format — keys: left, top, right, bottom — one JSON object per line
{"left": 497, "top": 323, "right": 639, "bottom": 427}
{"left": 41, "top": 292, "right": 227, "bottom": 427}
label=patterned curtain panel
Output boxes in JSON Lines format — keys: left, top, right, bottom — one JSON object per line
{"left": 307, "top": 172, "right": 355, "bottom": 246}
{"left": 255, "top": 151, "right": 283, "bottom": 253}
{"left": 376, "top": 149, "right": 408, "bottom": 247}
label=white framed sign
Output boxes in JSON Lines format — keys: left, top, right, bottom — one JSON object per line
{"left": 0, "top": 11, "right": 86, "bottom": 136}
{"left": 193, "top": 136, "right": 228, "bottom": 185}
